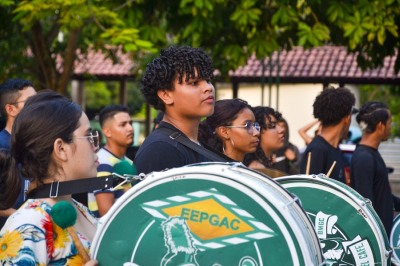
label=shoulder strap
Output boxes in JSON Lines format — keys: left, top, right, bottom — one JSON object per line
{"left": 27, "top": 176, "right": 114, "bottom": 199}
{"left": 158, "top": 127, "right": 229, "bottom": 162}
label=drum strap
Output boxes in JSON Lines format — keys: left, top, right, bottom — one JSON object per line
{"left": 158, "top": 127, "right": 232, "bottom": 162}
{"left": 27, "top": 176, "right": 115, "bottom": 199}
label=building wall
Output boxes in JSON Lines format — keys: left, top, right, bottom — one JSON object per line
{"left": 216, "top": 83, "right": 360, "bottom": 150}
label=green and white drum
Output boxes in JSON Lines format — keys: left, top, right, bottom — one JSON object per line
{"left": 277, "top": 174, "right": 391, "bottom": 265}
{"left": 390, "top": 213, "right": 400, "bottom": 265}
{"left": 91, "top": 163, "right": 323, "bottom": 265}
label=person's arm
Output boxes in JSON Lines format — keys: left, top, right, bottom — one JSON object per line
{"left": 0, "top": 208, "right": 16, "bottom": 217}
{"left": 298, "top": 119, "right": 319, "bottom": 145}
{"left": 95, "top": 192, "right": 115, "bottom": 217}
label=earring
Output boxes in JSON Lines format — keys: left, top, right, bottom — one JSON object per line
{"left": 230, "top": 138, "right": 235, "bottom": 147}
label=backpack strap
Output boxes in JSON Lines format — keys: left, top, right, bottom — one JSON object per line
{"left": 158, "top": 127, "right": 230, "bottom": 162}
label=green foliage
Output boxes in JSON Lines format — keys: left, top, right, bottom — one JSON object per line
{"left": 1, "top": 0, "right": 400, "bottom": 93}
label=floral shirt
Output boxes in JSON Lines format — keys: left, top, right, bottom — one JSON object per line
{"left": 0, "top": 199, "right": 97, "bottom": 265}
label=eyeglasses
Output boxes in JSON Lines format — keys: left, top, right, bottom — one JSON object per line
{"left": 10, "top": 99, "right": 27, "bottom": 106}
{"left": 74, "top": 131, "right": 100, "bottom": 151}
{"left": 225, "top": 121, "right": 261, "bottom": 134}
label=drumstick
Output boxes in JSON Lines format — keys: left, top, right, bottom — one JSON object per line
{"left": 306, "top": 152, "right": 311, "bottom": 175}
{"left": 51, "top": 201, "right": 91, "bottom": 263}
{"left": 326, "top": 161, "right": 336, "bottom": 178}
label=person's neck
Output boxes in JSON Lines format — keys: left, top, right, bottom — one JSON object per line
{"left": 104, "top": 143, "right": 128, "bottom": 158}
{"left": 223, "top": 148, "right": 243, "bottom": 162}
{"left": 359, "top": 133, "right": 381, "bottom": 149}
{"left": 163, "top": 115, "right": 201, "bottom": 142}
{"left": 319, "top": 125, "right": 344, "bottom": 148}
{"left": 4, "top": 120, "right": 13, "bottom": 133}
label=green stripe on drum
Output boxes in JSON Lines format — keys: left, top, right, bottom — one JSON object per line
{"left": 91, "top": 163, "right": 323, "bottom": 266}
{"left": 277, "top": 174, "right": 391, "bottom": 266}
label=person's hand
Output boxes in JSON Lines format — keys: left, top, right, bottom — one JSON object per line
{"left": 84, "top": 260, "right": 98, "bottom": 266}
{"left": 284, "top": 148, "right": 296, "bottom": 161}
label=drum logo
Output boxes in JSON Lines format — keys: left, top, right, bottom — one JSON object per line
{"left": 314, "top": 211, "right": 374, "bottom": 265}
{"left": 140, "top": 188, "right": 276, "bottom": 265}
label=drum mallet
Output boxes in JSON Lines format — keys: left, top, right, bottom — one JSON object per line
{"left": 51, "top": 201, "right": 91, "bottom": 263}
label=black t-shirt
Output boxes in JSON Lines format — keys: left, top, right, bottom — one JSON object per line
{"left": 134, "top": 122, "right": 212, "bottom": 174}
{"left": 299, "top": 135, "right": 345, "bottom": 183}
{"left": 350, "top": 144, "right": 400, "bottom": 236}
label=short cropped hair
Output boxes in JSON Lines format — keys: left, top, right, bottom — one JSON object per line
{"left": 141, "top": 46, "right": 214, "bottom": 111}
{"left": 0, "top": 78, "right": 34, "bottom": 117}
{"left": 99, "top": 105, "right": 129, "bottom": 128}
{"left": 313, "top": 86, "right": 355, "bottom": 127}
{"left": 356, "top": 102, "right": 389, "bottom": 133}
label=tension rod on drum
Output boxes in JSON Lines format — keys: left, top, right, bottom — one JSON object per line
{"left": 111, "top": 173, "right": 146, "bottom": 191}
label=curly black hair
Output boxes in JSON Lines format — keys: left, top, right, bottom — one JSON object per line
{"left": 356, "top": 102, "right": 389, "bottom": 133}
{"left": 313, "top": 86, "right": 355, "bottom": 127}
{"left": 141, "top": 46, "right": 214, "bottom": 111}
{"left": 198, "top": 98, "right": 252, "bottom": 153}
{"left": 243, "top": 106, "right": 282, "bottom": 168}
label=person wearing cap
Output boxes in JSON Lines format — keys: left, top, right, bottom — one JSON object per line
{"left": 299, "top": 86, "right": 356, "bottom": 183}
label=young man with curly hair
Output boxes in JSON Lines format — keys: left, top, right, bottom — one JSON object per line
{"left": 350, "top": 102, "right": 400, "bottom": 236}
{"left": 300, "top": 86, "right": 356, "bottom": 183}
{"left": 134, "top": 46, "right": 216, "bottom": 174}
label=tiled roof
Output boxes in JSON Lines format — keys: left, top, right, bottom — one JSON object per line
{"left": 229, "top": 46, "right": 400, "bottom": 85}
{"left": 72, "top": 49, "right": 135, "bottom": 80}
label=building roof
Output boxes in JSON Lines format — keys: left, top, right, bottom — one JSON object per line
{"left": 229, "top": 46, "right": 400, "bottom": 85}
{"left": 72, "top": 49, "right": 135, "bottom": 81}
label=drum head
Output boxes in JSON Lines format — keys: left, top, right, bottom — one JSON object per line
{"left": 91, "top": 163, "right": 323, "bottom": 265}
{"left": 390, "top": 213, "right": 400, "bottom": 264}
{"left": 277, "top": 174, "right": 391, "bottom": 265}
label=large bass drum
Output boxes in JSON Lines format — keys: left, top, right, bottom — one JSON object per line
{"left": 91, "top": 163, "right": 323, "bottom": 265}
{"left": 277, "top": 174, "right": 391, "bottom": 265}
{"left": 390, "top": 213, "right": 400, "bottom": 265}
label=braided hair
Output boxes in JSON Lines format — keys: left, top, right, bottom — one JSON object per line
{"left": 356, "top": 102, "right": 389, "bottom": 133}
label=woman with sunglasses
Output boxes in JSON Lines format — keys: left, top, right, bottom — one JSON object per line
{"left": 199, "top": 98, "right": 260, "bottom": 162}
{"left": 0, "top": 91, "right": 99, "bottom": 265}
{"left": 244, "top": 106, "right": 285, "bottom": 171}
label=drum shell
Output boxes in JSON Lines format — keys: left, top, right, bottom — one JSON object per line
{"left": 91, "top": 163, "right": 323, "bottom": 265}
{"left": 277, "top": 174, "right": 391, "bottom": 265}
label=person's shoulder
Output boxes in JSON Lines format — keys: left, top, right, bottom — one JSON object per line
{"left": 2, "top": 200, "right": 52, "bottom": 232}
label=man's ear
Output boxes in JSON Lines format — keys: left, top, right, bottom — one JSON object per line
{"left": 53, "top": 138, "right": 68, "bottom": 162}
{"left": 157, "top": 89, "right": 174, "bottom": 105}
{"left": 102, "top": 126, "right": 111, "bottom": 138}
{"left": 5, "top": 103, "right": 18, "bottom": 117}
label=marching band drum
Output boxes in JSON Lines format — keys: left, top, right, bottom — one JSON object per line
{"left": 91, "top": 163, "right": 323, "bottom": 265}
{"left": 277, "top": 174, "right": 391, "bottom": 265}
{"left": 90, "top": 162, "right": 393, "bottom": 265}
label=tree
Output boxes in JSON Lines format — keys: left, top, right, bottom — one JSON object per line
{"left": 1, "top": 0, "right": 399, "bottom": 94}
{"left": 0, "top": 0, "right": 154, "bottom": 94}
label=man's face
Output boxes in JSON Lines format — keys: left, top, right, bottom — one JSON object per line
{"left": 382, "top": 111, "right": 392, "bottom": 141}
{"left": 103, "top": 112, "right": 134, "bottom": 147}
{"left": 168, "top": 70, "right": 215, "bottom": 119}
